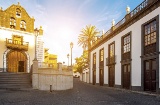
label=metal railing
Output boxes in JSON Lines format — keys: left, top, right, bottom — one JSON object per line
{"left": 130, "top": 0, "right": 148, "bottom": 17}
{"left": 6, "top": 38, "right": 29, "bottom": 51}
{"left": 91, "top": 0, "right": 150, "bottom": 48}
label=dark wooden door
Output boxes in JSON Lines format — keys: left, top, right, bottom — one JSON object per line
{"left": 99, "top": 69, "right": 104, "bottom": 86}
{"left": 7, "top": 51, "right": 27, "bottom": 73}
{"left": 144, "top": 59, "right": 156, "bottom": 91}
{"left": 109, "top": 66, "right": 115, "bottom": 87}
{"left": 122, "top": 64, "right": 131, "bottom": 89}
{"left": 93, "top": 70, "right": 96, "bottom": 85}
{"left": 18, "top": 61, "right": 25, "bottom": 72}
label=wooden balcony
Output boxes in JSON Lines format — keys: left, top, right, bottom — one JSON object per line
{"left": 6, "top": 38, "right": 29, "bottom": 51}
{"left": 106, "top": 55, "right": 116, "bottom": 66}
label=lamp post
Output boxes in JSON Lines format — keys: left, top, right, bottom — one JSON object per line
{"left": 70, "top": 42, "right": 73, "bottom": 68}
{"left": 67, "top": 54, "right": 69, "bottom": 67}
{"left": 34, "top": 28, "right": 39, "bottom": 60}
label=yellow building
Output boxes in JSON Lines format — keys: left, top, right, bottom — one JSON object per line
{"left": 0, "top": 2, "right": 43, "bottom": 73}
{"left": 44, "top": 48, "right": 57, "bottom": 68}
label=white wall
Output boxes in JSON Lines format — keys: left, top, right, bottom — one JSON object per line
{"left": 37, "top": 35, "right": 44, "bottom": 62}
{"left": 32, "top": 61, "right": 73, "bottom": 91}
{"left": 104, "top": 44, "right": 108, "bottom": 84}
{"left": 0, "top": 27, "right": 35, "bottom": 72}
{"left": 96, "top": 50, "right": 99, "bottom": 83}
{"left": 90, "top": 53, "right": 93, "bottom": 83}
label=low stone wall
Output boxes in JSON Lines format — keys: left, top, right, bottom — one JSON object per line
{"left": 32, "top": 61, "right": 73, "bottom": 91}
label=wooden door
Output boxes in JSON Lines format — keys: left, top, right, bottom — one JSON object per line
{"left": 144, "top": 59, "right": 156, "bottom": 91}
{"left": 109, "top": 66, "right": 115, "bottom": 87}
{"left": 93, "top": 70, "right": 96, "bottom": 85}
{"left": 7, "top": 51, "right": 26, "bottom": 73}
{"left": 122, "top": 64, "right": 131, "bottom": 89}
{"left": 18, "top": 61, "right": 25, "bottom": 72}
{"left": 99, "top": 69, "right": 104, "bottom": 86}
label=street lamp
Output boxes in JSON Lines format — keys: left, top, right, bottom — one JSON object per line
{"left": 67, "top": 54, "right": 69, "bottom": 66}
{"left": 34, "top": 28, "right": 39, "bottom": 60}
{"left": 70, "top": 42, "right": 73, "bottom": 68}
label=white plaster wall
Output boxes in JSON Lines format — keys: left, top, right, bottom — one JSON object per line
{"left": 86, "top": 72, "right": 89, "bottom": 83}
{"left": 0, "top": 29, "right": 12, "bottom": 68}
{"left": 90, "top": 52, "right": 93, "bottom": 83}
{"left": 83, "top": 69, "right": 89, "bottom": 83}
{"left": 96, "top": 49, "right": 99, "bottom": 83}
{"left": 0, "top": 27, "right": 35, "bottom": 72}
{"left": 103, "top": 43, "right": 108, "bottom": 84}
{"left": 114, "top": 36, "right": 121, "bottom": 86}
{"left": 90, "top": 7, "right": 160, "bottom": 87}
{"left": 130, "top": 24, "right": 141, "bottom": 86}
{"left": 34, "top": 69, "right": 73, "bottom": 91}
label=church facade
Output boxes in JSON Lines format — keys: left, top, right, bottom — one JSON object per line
{"left": 0, "top": 3, "right": 44, "bottom": 73}
{"left": 89, "top": 0, "right": 160, "bottom": 92}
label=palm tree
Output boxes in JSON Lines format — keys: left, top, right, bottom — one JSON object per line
{"left": 78, "top": 25, "right": 99, "bottom": 50}
{"left": 78, "top": 25, "right": 99, "bottom": 82}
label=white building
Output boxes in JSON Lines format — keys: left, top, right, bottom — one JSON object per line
{"left": 82, "top": 68, "right": 89, "bottom": 83}
{"left": 89, "top": 0, "right": 160, "bottom": 92}
{"left": 36, "top": 26, "right": 44, "bottom": 63}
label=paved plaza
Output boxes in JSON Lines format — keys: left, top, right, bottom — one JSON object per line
{"left": 0, "top": 78, "right": 160, "bottom": 105}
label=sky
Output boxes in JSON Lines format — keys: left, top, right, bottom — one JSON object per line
{"left": 0, "top": 0, "right": 143, "bottom": 65}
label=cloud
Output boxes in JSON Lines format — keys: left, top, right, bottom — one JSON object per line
{"left": 35, "top": 4, "right": 45, "bottom": 15}
{"left": 77, "top": 0, "right": 94, "bottom": 14}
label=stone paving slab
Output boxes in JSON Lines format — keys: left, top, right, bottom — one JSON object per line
{"left": 0, "top": 78, "right": 160, "bottom": 105}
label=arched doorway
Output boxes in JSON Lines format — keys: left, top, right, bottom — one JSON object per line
{"left": 7, "top": 50, "right": 27, "bottom": 73}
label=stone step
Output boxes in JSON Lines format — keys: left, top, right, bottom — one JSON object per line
{"left": 0, "top": 81, "right": 31, "bottom": 84}
{"left": 0, "top": 78, "right": 31, "bottom": 80}
{"left": 0, "top": 73, "right": 32, "bottom": 89}
{"left": 0, "top": 84, "right": 32, "bottom": 89}
{"left": 0, "top": 74, "right": 31, "bottom": 76}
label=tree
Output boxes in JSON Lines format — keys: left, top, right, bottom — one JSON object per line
{"left": 74, "top": 50, "right": 88, "bottom": 73}
{"left": 78, "top": 25, "right": 99, "bottom": 74}
{"left": 78, "top": 25, "right": 99, "bottom": 50}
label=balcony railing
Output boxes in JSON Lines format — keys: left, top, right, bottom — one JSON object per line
{"left": 91, "top": 0, "right": 154, "bottom": 48}
{"left": 106, "top": 55, "right": 116, "bottom": 66}
{"left": 6, "top": 38, "right": 29, "bottom": 51}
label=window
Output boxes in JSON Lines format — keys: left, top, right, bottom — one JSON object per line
{"left": 144, "top": 20, "right": 156, "bottom": 46}
{"left": 109, "top": 42, "right": 115, "bottom": 64}
{"left": 144, "top": 20, "right": 157, "bottom": 54}
{"left": 93, "top": 53, "right": 96, "bottom": 69}
{"left": 16, "top": 8, "right": 21, "bottom": 18}
{"left": 109, "top": 43, "right": 114, "bottom": 57}
{"left": 123, "top": 35, "right": 130, "bottom": 53}
{"left": 122, "top": 33, "right": 131, "bottom": 61}
{"left": 99, "top": 48, "right": 104, "bottom": 67}
{"left": 20, "top": 20, "right": 26, "bottom": 31}
{"left": 10, "top": 17, "right": 16, "bottom": 29}
{"left": 100, "top": 49, "right": 104, "bottom": 62}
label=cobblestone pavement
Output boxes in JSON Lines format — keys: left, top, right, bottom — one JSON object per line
{"left": 0, "top": 78, "right": 160, "bottom": 105}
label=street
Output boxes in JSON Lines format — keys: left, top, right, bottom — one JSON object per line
{"left": 0, "top": 78, "right": 160, "bottom": 105}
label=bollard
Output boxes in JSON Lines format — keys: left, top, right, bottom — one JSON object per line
{"left": 50, "top": 85, "right": 52, "bottom": 92}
